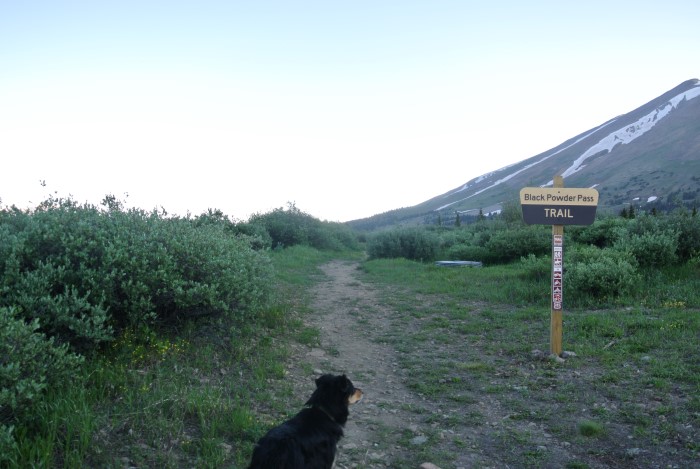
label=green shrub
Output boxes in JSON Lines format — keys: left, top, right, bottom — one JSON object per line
{"left": 0, "top": 307, "right": 83, "bottom": 431}
{"left": 625, "top": 212, "right": 668, "bottom": 236}
{"left": 192, "top": 209, "right": 273, "bottom": 251}
{"left": 367, "top": 227, "right": 439, "bottom": 261}
{"left": 0, "top": 423, "right": 15, "bottom": 466}
{"left": 519, "top": 254, "right": 551, "bottom": 281}
{"left": 249, "top": 205, "right": 311, "bottom": 248}
{"left": 436, "top": 229, "right": 475, "bottom": 254}
{"left": 0, "top": 196, "right": 275, "bottom": 348}
{"left": 317, "top": 222, "right": 361, "bottom": 251}
{"left": 566, "top": 246, "right": 639, "bottom": 302}
{"left": 248, "top": 203, "right": 358, "bottom": 251}
{"left": 614, "top": 231, "right": 678, "bottom": 268}
{"left": 0, "top": 200, "right": 113, "bottom": 348}
{"left": 668, "top": 211, "right": 700, "bottom": 262}
{"left": 482, "top": 225, "right": 550, "bottom": 264}
{"left": 233, "top": 222, "right": 274, "bottom": 250}
{"left": 570, "top": 216, "right": 627, "bottom": 248}
{"left": 444, "top": 244, "right": 490, "bottom": 262}
{"left": 127, "top": 218, "right": 275, "bottom": 325}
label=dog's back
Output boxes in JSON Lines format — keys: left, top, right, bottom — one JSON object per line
{"left": 247, "top": 408, "right": 343, "bottom": 469}
{"left": 247, "top": 432, "right": 305, "bottom": 468}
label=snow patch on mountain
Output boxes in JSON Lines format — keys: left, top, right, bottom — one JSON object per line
{"left": 436, "top": 121, "right": 617, "bottom": 210}
{"left": 444, "top": 172, "right": 495, "bottom": 198}
{"left": 436, "top": 81, "right": 699, "bottom": 212}
{"left": 560, "top": 85, "right": 700, "bottom": 178}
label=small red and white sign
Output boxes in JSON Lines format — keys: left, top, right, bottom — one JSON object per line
{"left": 552, "top": 235, "right": 564, "bottom": 311}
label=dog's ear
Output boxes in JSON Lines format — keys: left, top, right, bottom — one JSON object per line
{"left": 315, "top": 374, "right": 333, "bottom": 388}
{"left": 340, "top": 375, "right": 357, "bottom": 395}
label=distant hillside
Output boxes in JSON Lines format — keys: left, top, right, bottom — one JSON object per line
{"left": 349, "top": 79, "right": 700, "bottom": 231}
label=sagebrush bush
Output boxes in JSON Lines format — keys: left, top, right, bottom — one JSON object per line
{"left": 367, "top": 228, "right": 439, "bottom": 261}
{"left": 566, "top": 246, "right": 639, "bottom": 302}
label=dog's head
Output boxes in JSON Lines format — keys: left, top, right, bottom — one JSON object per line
{"left": 305, "top": 374, "right": 363, "bottom": 424}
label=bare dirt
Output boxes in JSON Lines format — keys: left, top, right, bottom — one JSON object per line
{"left": 284, "top": 260, "right": 412, "bottom": 467}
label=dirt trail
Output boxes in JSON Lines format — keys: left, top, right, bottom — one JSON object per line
{"left": 284, "top": 260, "right": 579, "bottom": 469}
{"left": 285, "top": 260, "right": 433, "bottom": 468}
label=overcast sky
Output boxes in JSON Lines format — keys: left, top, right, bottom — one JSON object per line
{"left": 1, "top": 1, "right": 698, "bottom": 222}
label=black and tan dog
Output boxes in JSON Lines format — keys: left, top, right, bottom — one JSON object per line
{"left": 247, "top": 374, "right": 363, "bottom": 469}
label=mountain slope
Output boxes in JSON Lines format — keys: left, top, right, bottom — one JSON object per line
{"left": 350, "top": 79, "right": 700, "bottom": 230}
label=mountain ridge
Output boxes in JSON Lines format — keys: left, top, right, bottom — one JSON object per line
{"left": 349, "top": 79, "right": 700, "bottom": 230}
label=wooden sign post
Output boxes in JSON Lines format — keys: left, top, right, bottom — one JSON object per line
{"left": 520, "top": 176, "right": 599, "bottom": 356}
{"left": 550, "top": 177, "right": 565, "bottom": 356}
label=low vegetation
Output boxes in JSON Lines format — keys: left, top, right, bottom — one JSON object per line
{"left": 0, "top": 196, "right": 356, "bottom": 467}
{"left": 358, "top": 257, "right": 698, "bottom": 466}
{"left": 367, "top": 209, "right": 700, "bottom": 305}
{"left": 0, "top": 194, "right": 697, "bottom": 467}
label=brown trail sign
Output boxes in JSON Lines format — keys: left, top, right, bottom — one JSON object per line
{"left": 520, "top": 177, "right": 599, "bottom": 356}
{"left": 520, "top": 186, "right": 599, "bottom": 225}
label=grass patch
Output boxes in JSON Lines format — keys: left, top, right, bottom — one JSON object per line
{"left": 295, "top": 326, "right": 321, "bottom": 346}
{"left": 578, "top": 420, "right": 606, "bottom": 437}
{"left": 356, "top": 256, "right": 700, "bottom": 468}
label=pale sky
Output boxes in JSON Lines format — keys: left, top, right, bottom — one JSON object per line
{"left": 1, "top": 1, "right": 698, "bottom": 222}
